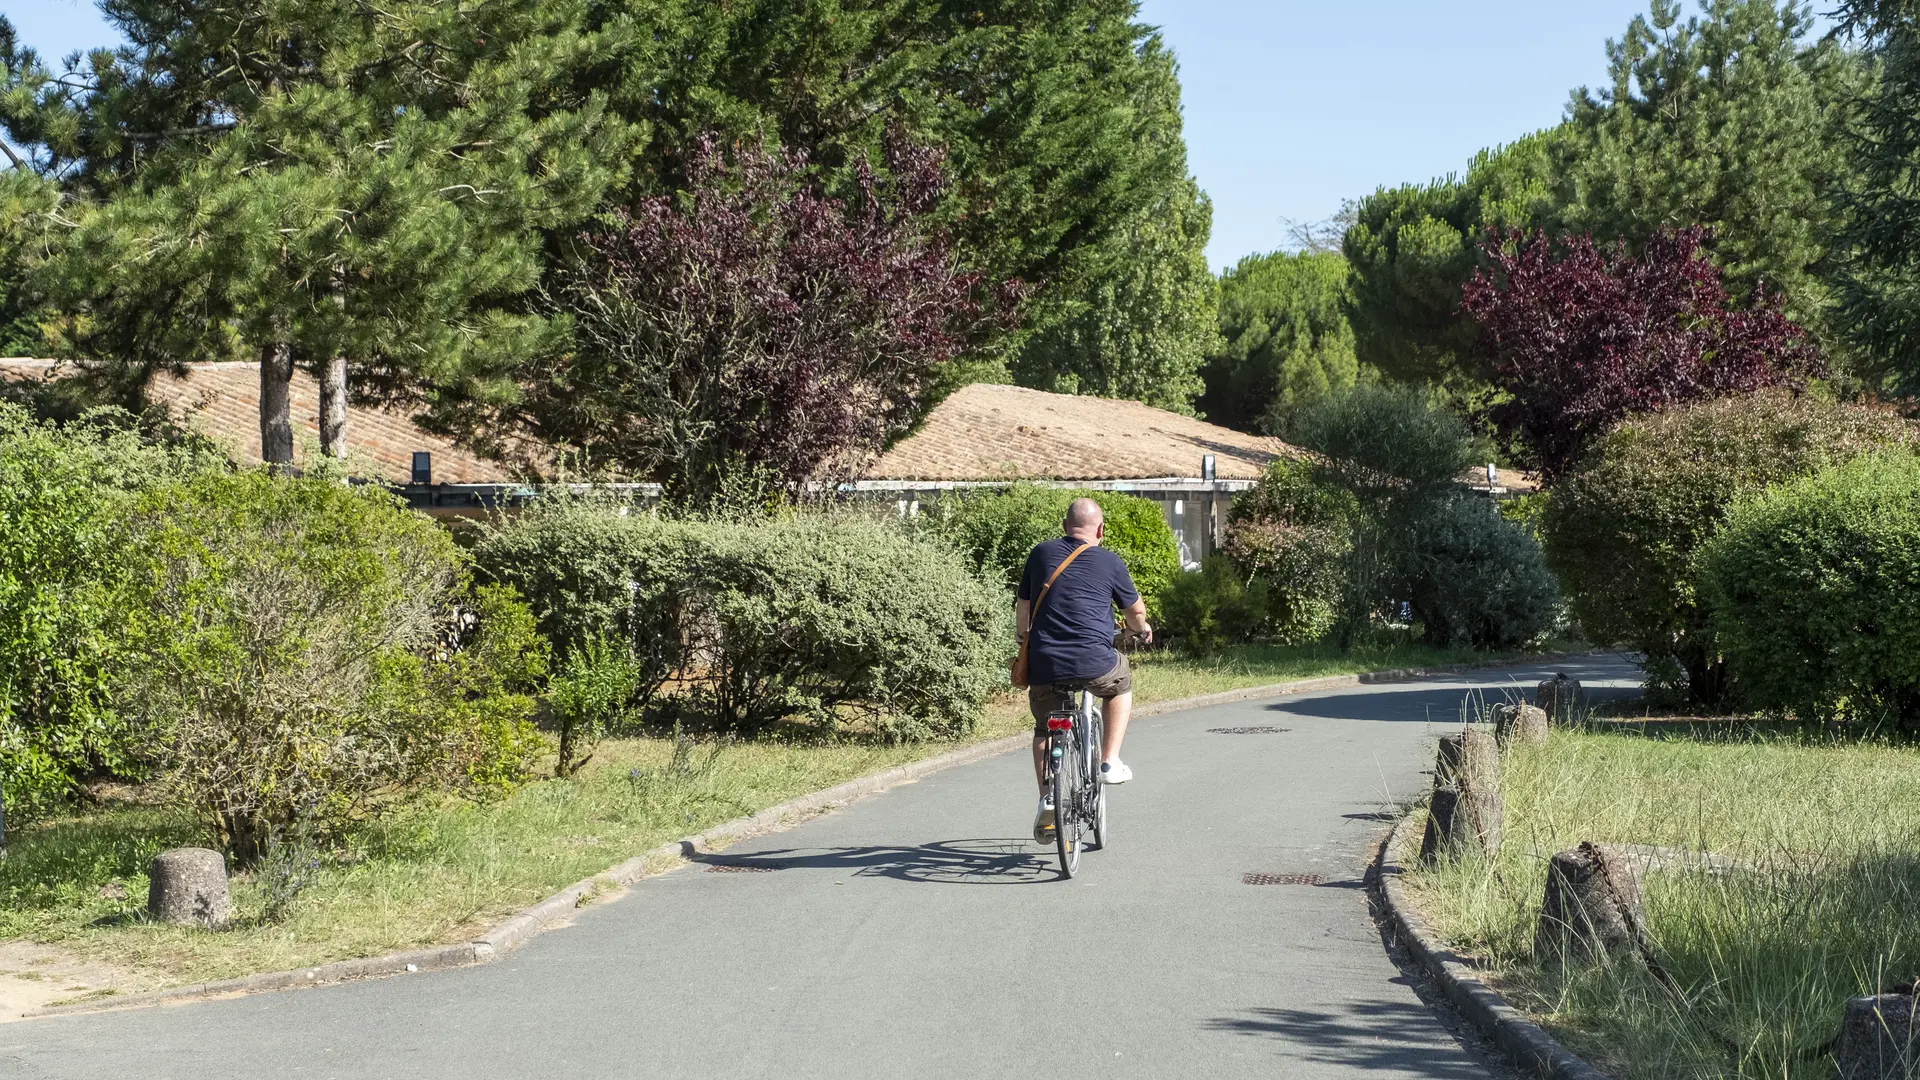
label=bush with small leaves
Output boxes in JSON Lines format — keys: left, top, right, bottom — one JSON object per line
{"left": 1401, "top": 494, "right": 1560, "bottom": 650}
{"left": 548, "top": 635, "right": 642, "bottom": 778}
{"left": 918, "top": 483, "right": 1181, "bottom": 615}
{"left": 1700, "top": 452, "right": 1920, "bottom": 729}
{"left": 1158, "top": 556, "right": 1272, "bottom": 656}
{"left": 118, "top": 469, "right": 544, "bottom": 864}
{"left": 0, "top": 404, "right": 226, "bottom": 821}
{"left": 1543, "top": 391, "right": 1917, "bottom": 705}
{"left": 478, "top": 502, "right": 1012, "bottom": 740}
{"left": 1220, "top": 458, "right": 1354, "bottom": 644}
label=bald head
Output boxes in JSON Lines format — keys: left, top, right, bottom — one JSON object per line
{"left": 1063, "top": 497, "right": 1104, "bottom": 541}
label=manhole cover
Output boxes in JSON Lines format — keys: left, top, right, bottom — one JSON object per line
{"left": 706, "top": 864, "right": 777, "bottom": 873}
{"left": 1243, "top": 872, "right": 1322, "bottom": 886}
{"left": 1208, "top": 726, "right": 1290, "bottom": 735}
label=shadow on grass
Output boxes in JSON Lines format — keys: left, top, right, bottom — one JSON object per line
{"left": 694, "top": 838, "right": 1061, "bottom": 885}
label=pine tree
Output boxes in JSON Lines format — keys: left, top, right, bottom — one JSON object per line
{"left": 1835, "top": 0, "right": 1920, "bottom": 391}
{"left": 581, "top": 0, "right": 1211, "bottom": 409}
{"left": 1200, "top": 250, "right": 1359, "bottom": 432}
{"left": 1556, "top": 0, "right": 1864, "bottom": 354}
{"left": 4, "top": 0, "right": 633, "bottom": 463}
{"left": 1345, "top": 1, "right": 1864, "bottom": 389}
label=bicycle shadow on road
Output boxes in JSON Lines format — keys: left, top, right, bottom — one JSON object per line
{"left": 692, "top": 839, "right": 1062, "bottom": 885}
{"left": 1204, "top": 995, "right": 1494, "bottom": 1078}
{"left": 1266, "top": 682, "right": 1640, "bottom": 724}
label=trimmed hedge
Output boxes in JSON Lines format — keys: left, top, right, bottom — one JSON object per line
{"left": 477, "top": 500, "right": 1012, "bottom": 740}
{"left": 1700, "top": 452, "right": 1920, "bottom": 727}
{"left": 1543, "top": 391, "right": 1918, "bottom": 704}
{"left": 920, "top": 483, "right": 1182, "bottom": 613}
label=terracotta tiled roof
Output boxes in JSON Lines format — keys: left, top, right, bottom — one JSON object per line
{"left": 867, "top": 383, "right": 1303, "bottom": 482}
{"left": 0, "top": 359, "right": 515, "bottom": 485}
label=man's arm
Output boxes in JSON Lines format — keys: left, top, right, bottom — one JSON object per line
{"left": 1120, "top": 597, "right": 1152, "bottom": 644}
{"left": 1016, "top": 598, "right": 1032, "bottom": 645}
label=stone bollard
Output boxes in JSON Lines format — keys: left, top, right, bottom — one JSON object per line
{"left": 1837, "top": 993, "right": 1920, "bottom": 1080}
{"left": 1492, "top": 703, "right": 1549, "bottom": 746}
{"left": 1434, "top": 728, "right": 1500, "bottom": 792}
{"left": 1419, "top": 787, "right": 1483, "bottom": 862}
{"left": 1535, "top": 842, "right": 1647, "bottom": 964}
{"left": 148, "top": 848, "right": 230, "bottom": 928}
{"left": 1536, "top": 673, "right": 1589, "bottom": 724}
{"left": 1424, "top": 728, "right": 1503, "bottom": 860}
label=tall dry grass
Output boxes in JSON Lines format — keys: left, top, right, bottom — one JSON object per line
{"left": 1404, "top": 728, "right": 1920, "bottom": 1078}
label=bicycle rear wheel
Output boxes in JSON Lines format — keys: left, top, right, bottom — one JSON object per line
{"left": 1052, "top": 730, "right": 1082, "bottom": 878}
{"left": 1087, "top": 708, "right": 1108, "bottom": 850}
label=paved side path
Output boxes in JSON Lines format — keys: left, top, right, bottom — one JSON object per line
{"left": 0, "top": 656, "right": 1640, "bottom": 1079}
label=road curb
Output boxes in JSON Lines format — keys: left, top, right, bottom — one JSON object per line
{"left": 25, "top": 650, "right": 1595, "bottom": 1021}
{"left": 1375, "top": 807, "right": 1611, "bottom": 1080}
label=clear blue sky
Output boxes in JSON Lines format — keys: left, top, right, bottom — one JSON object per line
{"left": 2, "top": 1, "right": 1789, "bottom": 270}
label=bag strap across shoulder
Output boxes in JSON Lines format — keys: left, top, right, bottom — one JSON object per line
{"left": 1031, "top": 541, "right": 1091, "bottom": 619}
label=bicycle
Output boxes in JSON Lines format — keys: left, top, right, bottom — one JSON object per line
{"left": 1042, "top": 680, "right": 1107, "bottom": 879}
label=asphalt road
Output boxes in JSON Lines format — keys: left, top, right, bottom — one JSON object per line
{"left": 0, "top": 655, "right": 1642, "bottom": 1080}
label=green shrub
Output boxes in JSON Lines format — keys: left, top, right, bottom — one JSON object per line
{"left": 477, "top": 503, "right": 1012, "bottom": 740}
{"left": 118, "top": 469, "right": 543, "bottom": 863}
{"left": 433, "top": 583, "right": 550, "bottom": 798}
{"left": 1700, "top": 452, "right": 1920, "bottom": 727}
{"left": 1272, "top": 383, "right": 1484, "bottom": 646}
{"left": 1158, "top": 556, "right": 1272, "bottom": 656}
{"left": 1220, "top": 459, "right": 1353, "bottom": 645}
{"left": 0, "top": 405, "right": 225, "bottom": 820}
{"left": 920, "top": 483, "right": 1181, "bottom": 613}
{"left": 1401, "top": 495, "right": 1559, "bottom": 650}
{"left": 547, "top": 634, "right": 641, "bottom": 778}
{"left": 1543, "top": 391, "right": 1917, "bottom": 705}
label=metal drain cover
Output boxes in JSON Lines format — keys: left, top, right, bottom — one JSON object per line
{"left": 707, "top": 864, "right": 777, "bottom": 873}
{"left": 1209, "top": 726, "right": 1291, "bottom": 735}
{"left": 1243, "top": 872, "right": 1322, "bottom": 886}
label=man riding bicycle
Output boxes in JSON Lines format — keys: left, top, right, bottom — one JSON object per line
{"left": 1017, "top": 498, "right": 1153, "bottom": 843}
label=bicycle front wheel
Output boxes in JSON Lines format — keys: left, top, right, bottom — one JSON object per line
{"left": 1052, "top": 732, "right": 1082, "bottom": 879}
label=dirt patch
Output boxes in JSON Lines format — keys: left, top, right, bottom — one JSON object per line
{"left": 0, "top": 942, "right": 148, "bottom": 1021}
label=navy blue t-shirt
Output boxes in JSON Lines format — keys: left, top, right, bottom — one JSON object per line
{"left": 1018, "top": 537, "right": 1140, "bottom": 686}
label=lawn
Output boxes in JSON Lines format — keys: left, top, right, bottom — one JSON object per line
{"left": 1400, "top": 728, "right": 1920, "bottom": 1079}
{"left": 2, "top": 638, "right": 1504, "bottom": 996}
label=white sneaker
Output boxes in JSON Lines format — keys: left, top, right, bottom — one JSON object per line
{"left": 1032, "top": 797, "right": 1056, "bottom": 843}
{"left": 1101, "top": 759, "right": 1133, "bottom": 785}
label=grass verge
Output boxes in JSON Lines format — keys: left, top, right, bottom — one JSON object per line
{"left": 4, "top": 638, "right": 1502, "bottom": 991}
{"left": 1401, "top": 728, "right": 1920, "bottom": 1079}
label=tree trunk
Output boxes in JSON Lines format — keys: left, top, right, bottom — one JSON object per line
{"left": 260, "top": 340, "right": 295, "bottom": 468}
{"left": 319, "top": 352, "right": 348, "bottom": 459}
{"left": 318, "top": 270, "right": 349, "bottom": 459}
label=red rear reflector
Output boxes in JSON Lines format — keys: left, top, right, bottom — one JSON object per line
{"left": 1047, "top": 717, "right": 1072, "bottom": 730}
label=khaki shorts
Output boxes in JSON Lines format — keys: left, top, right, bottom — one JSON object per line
{"left": 1028, "top": 654, "right": 1132, "bottom": 736}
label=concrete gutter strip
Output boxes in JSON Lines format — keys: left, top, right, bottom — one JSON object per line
{"left": 27, "top": 650, "right": 1590, "bottom": 1021}
{"left": 1377, "top": 811, "right": 1611, "bottom": 1080}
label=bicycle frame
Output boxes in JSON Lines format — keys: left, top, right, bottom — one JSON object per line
{"left": 1044, "top": 686, "right": 1106, "bottom": 875}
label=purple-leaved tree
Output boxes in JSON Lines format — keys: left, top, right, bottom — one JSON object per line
{"left": 510, "top": 134, "right": 1019, "bottom": 506}
{"left": 1461, "top": 228, "right": 1817, "bottom": 482}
